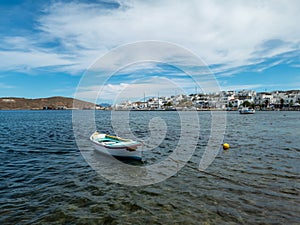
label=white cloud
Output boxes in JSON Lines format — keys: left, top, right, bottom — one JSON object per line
{"left": 219, "top": 82, "right": 300, "bottom": 92}
{"left": 40, "top": 0, "right": 300, "bottom": 70}
{"left": 0, "top": 50, "right": 74, "bottom": 71}
{"left": 1, "top": 0, "right": 300, "bottom": 75}
{"left": 75, "top": 76, "right": 199, "bottom": 103}
{"left": 220, "top": 84, "right": 263, "bottom": 91}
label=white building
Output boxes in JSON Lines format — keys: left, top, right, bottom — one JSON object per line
{"left": 237, "top": 90, "right": 256, "bottom": 102}
{"left": 228, "top": 99, "right": 243, "bottom": 108}
{"left": 254, "top": 92, "right": 274, "bottom": 105}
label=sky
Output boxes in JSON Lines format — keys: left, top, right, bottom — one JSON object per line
{"left": 0, "top": 0, "right": 300, "bottom": 103}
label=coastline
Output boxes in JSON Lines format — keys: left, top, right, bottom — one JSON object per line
{"left": 1, "top": 106, "right": 300, "bottom": 111}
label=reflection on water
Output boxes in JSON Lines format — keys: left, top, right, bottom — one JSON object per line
{"left": 0, "top": 110, "right": 299, "bottom": 224}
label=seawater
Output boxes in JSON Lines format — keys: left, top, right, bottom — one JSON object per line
{"left": 0, "top": 110, "right": 299, "bottom": 224}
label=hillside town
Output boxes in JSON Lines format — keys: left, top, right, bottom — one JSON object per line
{"left": 1, "top": 90, "right": 300, "bottom": 111}
{"left": 113, "top": 90, "right": 300, "bottom": 111}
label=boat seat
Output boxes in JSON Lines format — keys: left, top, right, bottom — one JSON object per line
{"left": 97, "top": 134, "right": 106, "bottom": 138}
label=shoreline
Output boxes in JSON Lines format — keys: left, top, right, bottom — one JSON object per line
{"left": 0, "top": 108, "right": 299, "bottom": 111}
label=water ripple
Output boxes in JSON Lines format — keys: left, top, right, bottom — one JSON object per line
{"left": 0, "top": 110, "right": 299, "bottom": 224}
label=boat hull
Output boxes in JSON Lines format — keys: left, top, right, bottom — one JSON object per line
{"left": 239, "top": 111, "right": 255, "bottom": 114}
{"left": 90, "top": 132, "right": 143, "bottom": 160}
{"left": 92, "top": 142, "right": 142, "bottom": 160}
{"left": 239, "top": 108, "right": 255, "bottom": 114}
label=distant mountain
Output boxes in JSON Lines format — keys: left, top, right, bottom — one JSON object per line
{"left": 98, "top": 103, "right": 111, "bottom": 108}
{"left": 0, "top": 96, "right": 96, "bottom": 110}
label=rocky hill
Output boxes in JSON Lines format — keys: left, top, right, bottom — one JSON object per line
{"left": 0, "top": 96, "right": 96, "bottom": 110}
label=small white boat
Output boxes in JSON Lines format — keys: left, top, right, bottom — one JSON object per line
{"left": 239, "top": 107, "right": 255, "bottom": 114}
{"left": 90, "top": 131, "right": 143, "bottom": 160}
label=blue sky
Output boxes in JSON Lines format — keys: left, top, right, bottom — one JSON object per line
{"left": 0, "top": 0, "right": 300, "bottom": 103}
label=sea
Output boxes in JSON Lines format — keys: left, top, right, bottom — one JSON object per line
{"left": 0, "top": 110, "right": 299, "bottom": 224}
